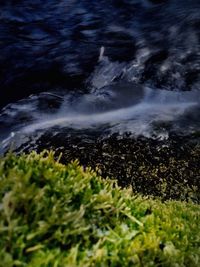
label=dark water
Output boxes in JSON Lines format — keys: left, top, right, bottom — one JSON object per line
{"left": 1, "top": 1, "right": 200, "bottom": 136}
{"left": 1, "top": 0, "right": 200, "bottom": 199}
{"left": 1, "top": 0, "right": 200, "bottom": 106}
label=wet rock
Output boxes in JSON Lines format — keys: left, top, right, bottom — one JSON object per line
{"left": 16, "top": 130, "right": 200, "bottom": 203}
{"left": 76, "top": 81, "right": 144, "bottom": 113}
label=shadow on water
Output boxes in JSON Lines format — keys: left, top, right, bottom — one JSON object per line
{"left": 1, "top": 0, "right": 200, "bottom": 107}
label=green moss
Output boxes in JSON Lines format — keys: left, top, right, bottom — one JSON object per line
{"left": 0, "top": 151, "right": 200, "bottom": 266}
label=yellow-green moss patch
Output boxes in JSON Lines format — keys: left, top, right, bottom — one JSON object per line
{"left": 0, "top": 151, "right": 200, "bottom": 266}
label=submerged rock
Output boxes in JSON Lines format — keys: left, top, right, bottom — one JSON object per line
{"left": 75, "top": 81, "right": 144, "bottom": 113}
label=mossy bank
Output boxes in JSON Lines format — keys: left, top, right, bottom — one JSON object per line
{"left": 20, "top": 131, "right": 200, "bottom": 202}
{"left": 0, "top": 151, "right": 200, "bottom": 266}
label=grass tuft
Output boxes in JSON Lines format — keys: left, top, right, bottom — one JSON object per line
{"left": 0, "top": 151, "right": 200, "bottom": 266}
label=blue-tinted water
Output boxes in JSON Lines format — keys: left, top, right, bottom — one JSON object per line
{"left": 1, "top": 0, "right": 200, "bottom": 104}
{"left": 1, "top": 0, "right": 200, "bottom": 152}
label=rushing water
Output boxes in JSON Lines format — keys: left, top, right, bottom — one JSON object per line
{"left": 1, "top": 0, "right": 200, "bottom": 153}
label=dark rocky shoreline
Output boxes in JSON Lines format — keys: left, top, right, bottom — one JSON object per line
{"left": 16, "top": 130, "right": 200, "bottom": 203}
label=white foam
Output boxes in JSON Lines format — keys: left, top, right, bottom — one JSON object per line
{"left": 22, "top": 86, "right": 198, "bottom": 135}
